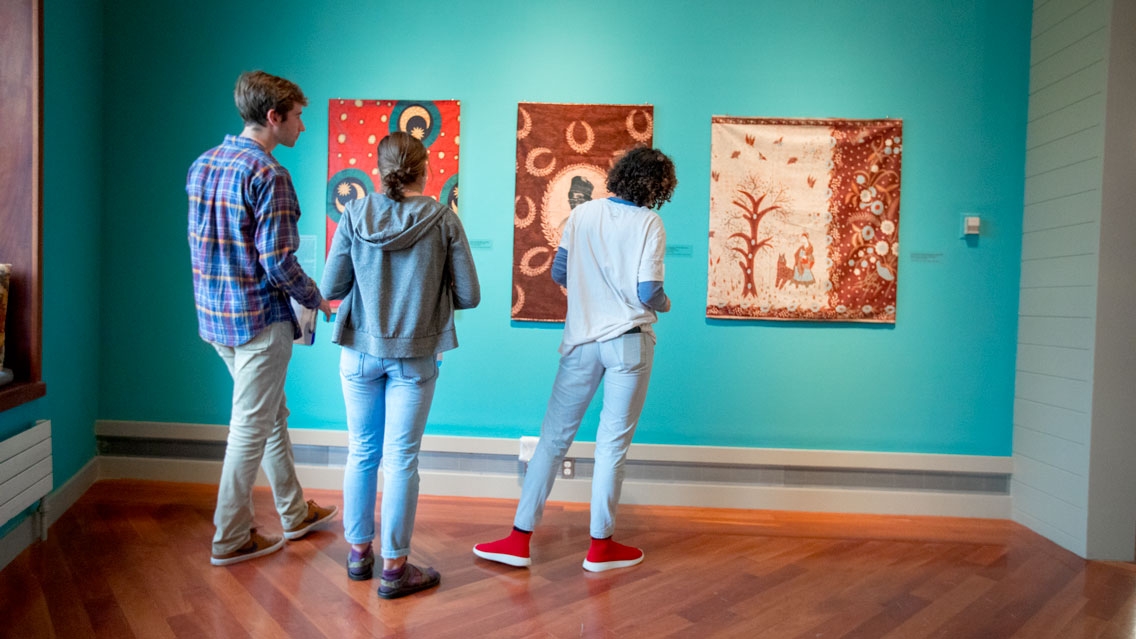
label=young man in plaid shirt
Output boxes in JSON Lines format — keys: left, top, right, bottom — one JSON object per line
{"left": 188, "top": 70, "right": 337, "bottom": 566}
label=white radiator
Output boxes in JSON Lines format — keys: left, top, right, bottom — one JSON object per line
{"left": 0, "top": 420, "right": 52, "bottom": 538}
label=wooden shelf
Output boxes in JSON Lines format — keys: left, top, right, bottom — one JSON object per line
{"left": 0, "top": 381, "right": 45, "bottom": 413}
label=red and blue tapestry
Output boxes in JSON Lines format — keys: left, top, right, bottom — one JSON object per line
{"left": 326, "top": 99, "right": 461, "bottom": 256}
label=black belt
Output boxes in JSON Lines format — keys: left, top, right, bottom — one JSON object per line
{"left": 623, "top": 326, "right": 642, "bottom": 335}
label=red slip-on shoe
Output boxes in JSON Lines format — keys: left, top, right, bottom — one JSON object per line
{"left": 582, "top": 537, "right": 643, "bottom": 572}
{"left": 473, "top": 529, "right": 532, "bottom": 567}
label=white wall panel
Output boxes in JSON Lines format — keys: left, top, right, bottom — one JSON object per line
{"left": 1025, "top": 126, "right": 1101, "bottom": 176}
{"left": 1013, "top": 0, "right": 1107, "bottom": 558}
{"left": 1014, "top": 398, "right": 1090, "bottom": 443}
{"left": 1016, "top": 343, "right": 1093, "bottom": 379}
{"left": 1028, "top": 61, "right": 1107, "bottom": 118}
{"left": 1015, "top": 371, "right": 1093, "bottom": 412}
{"left": 1021, "top": 222, "right": 1101, "bottom": 260}
{"left": 1013, "top": 426, "right": 1089, "bottom": 477}
{"left": 1016, "top": 316, "right": 1095, "bottom": 349}
{"left": 1019, "top": 254, "right": 1098, "bottom": 287}
{"left": 1030, "top": 27, "right": 1107, "bottom": 89}
{"left": 1024, "top": 154, "right": 1107, "bottom": 203}
{"left": 1023, "top": 189, "right": 1101, "bottom": 231}
{"left": 1026, "top": 96, "right": 1103, "bottom": 147}
{"left": 1012, "top": 489, "right": 1085, "bottom": 555}
{"left": 1031, "top": 0, "right": 1110, "bottom": 60}
{"left": 1012, "top": 480, "right": 1086, "bottom": 545}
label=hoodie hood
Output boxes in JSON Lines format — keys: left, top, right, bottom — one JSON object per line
{"left": 345, "top": 193, "right": 447, "bottom": 250}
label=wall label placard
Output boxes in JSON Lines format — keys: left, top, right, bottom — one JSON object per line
{"left": 910, "top": 252, "right": 943, "bottom": 263}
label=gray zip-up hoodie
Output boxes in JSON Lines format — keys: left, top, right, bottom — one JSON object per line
{"left": 320, "top": 193, "right": 480, "bottom": 358}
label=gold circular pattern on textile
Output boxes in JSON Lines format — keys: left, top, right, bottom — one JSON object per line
{"left": 514, "top": 195, "right": 537, "bottom": 229}
{"left": 525, "top": 148, "right": 557, "bottom": 177}
{"left": 539, "top": 163, "right": 611, "bottom": 248}
{"left": 517, "top": 107, "right": 532, "bottom": 140}
{"left": 519, "top": 246, "right": 553, "bottom": 277}
{"left": 335, "top": 181, "right": 367, "bottom": 214}
{"left": 566, "top": 121, "right": 595, "bottom": 154}
{"left": 511, "top": 284, "right": 525, "bottom": 316}
{"left": 398, "top": 106, "right": 432, "bottom": 140}
{"left": 626, "top": 109, "right": 653, "bottom": 143}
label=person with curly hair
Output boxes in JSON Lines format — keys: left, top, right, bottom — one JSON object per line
{"left": 474, "top": 147, "right": 677, "bottom": 572}
{"left": 322, "top": 131, "right": 480, "bottom": 598}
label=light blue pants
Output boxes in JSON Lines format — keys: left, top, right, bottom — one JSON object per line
{"left": 211, "top": 322, "right": 308, "bottom": 555}
{"left": 340, "top": 347, "right": 438, "bottom": 559}
{"left": 515, "top": 333, "right": 655, "bottom": 539}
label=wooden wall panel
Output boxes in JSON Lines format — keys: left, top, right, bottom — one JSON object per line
{"left": 0, "top": 0, "right": 45, "bottom": 411}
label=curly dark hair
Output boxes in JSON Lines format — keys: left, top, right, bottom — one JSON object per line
{"left": 605, "top": 147, "right": 678, "bottom": 209}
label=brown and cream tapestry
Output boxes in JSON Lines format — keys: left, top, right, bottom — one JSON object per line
{"left": 512, "top": 102, "right": 654, "bottom": 322}
{"left": 706, "top": 117, "right": 902, "bottom": 323}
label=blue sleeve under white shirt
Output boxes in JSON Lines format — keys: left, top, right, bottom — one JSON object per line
{"left": 555, "top": 197, "right": 667, "bottom": 354}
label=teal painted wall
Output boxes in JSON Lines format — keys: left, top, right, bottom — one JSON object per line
{"left": 97, "top": 0, "right": 1030, "bottom": 455}
{"left": 0, "top": 0, "right": 102, "bottom": 532}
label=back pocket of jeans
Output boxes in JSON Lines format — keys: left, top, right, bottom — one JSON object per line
{"left": 339, "top": 348, "right": 364, "bottom": 378}
{"left": 397, "top": 355, "right": 439, "bottom": 384}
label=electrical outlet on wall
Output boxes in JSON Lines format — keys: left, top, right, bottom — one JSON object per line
{"left": 561, "top": 459, "right": 575, "bottom": 479}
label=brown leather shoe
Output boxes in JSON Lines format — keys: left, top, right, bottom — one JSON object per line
{"left": 211, "top": 529, "right": 285, "bottom": 566}
{"left": 283, "top": 500, "right": 338, "bottom": 540}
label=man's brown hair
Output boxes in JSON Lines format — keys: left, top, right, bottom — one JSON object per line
{"left": 234, "top": 71, "right": 308, "bottom": 127}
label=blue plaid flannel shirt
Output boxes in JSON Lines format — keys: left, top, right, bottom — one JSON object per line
{"left": 187, "top": 135, "right": 321, "bottom": 346}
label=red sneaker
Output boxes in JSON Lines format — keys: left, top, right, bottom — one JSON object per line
{"left": 582, "top": 538, "right": 643, "bottom": 572}
{"left": 473, "top": 529, "right": 532, "bottom": 567}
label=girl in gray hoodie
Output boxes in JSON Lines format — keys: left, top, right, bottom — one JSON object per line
{"left": 321, "top": 131, "right": 479, "bottom": 599}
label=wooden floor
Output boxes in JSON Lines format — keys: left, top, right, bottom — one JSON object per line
{"left": 3, "top": 480, "right": 1136, "bottom": 638}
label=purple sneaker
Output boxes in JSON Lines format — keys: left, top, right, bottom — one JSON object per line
{"left": 347, "top": 545, "right": 374, "bottom": 581}
{"left": 377, "top": 562, "right": 440, "bottom": 599}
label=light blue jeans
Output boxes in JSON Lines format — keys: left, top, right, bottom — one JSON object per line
{"left": 340, "top": 347, "right": 438, "bottom": 559}
{"left": 515, "top": 332, "right": 655, "bottom": 539}
{"left": 210, "top": 321, "right": 308, "bottom": 555}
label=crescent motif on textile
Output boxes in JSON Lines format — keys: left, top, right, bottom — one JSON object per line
{"left": 517, "top": 107, "right": 532, "bottom": 140}
{"left": 398, "top": 105, "right": 432, "bottom": 140}
{"left": 566, "top": 121, "right": 595, "bottom": 154}
{"left": 514, "top": 195, "right": 536, "bottom": 229}
{"left": 525, "top": 148, "right": 557, "bottom": 177}
{"left": 519, "top": 246, "right": 554, "bottom": 277}
{"left": 511, "top": 284, "right": 525, "bottom": 316}
{"left": 626, "top": 110, "right": 653, "bottom": 143}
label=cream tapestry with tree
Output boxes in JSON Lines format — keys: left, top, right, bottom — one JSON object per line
{"left": 707, "top": 117, "right": 902, "bottom": 323}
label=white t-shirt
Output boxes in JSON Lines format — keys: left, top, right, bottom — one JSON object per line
{"left": 559, "top": 197, "right": 666, "bottom": 354}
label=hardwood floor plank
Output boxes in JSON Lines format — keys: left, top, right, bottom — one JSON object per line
{"left": 2, "top": 479, "right": 1135, "bottom": 639}
{"left": 224, "top": 562, "right": 329, "bottom": 638}
{"left": 929, "top": 552, "right": 1079, "bottom": 638}
{"left": 1009, "top": 572, "right": 1091, "bottom": 639}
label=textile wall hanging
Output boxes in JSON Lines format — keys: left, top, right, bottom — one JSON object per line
{"left": 0, "top": 263, "right": 9, "bottom": 370}
{"left": 326, "top": 99, "right": 461, "bottom": 256}
{"left": 706, "top": 117, "right": 902, "bottom": 323}
{"left": 512, "top": 102, "right": 654, "bottom": 322}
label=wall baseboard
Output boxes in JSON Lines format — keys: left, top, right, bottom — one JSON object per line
{"left": 0, "top": 456, "right": 99, "bottom": 573}
{"left": 95, "top": 420, "right": 1013, "bottom": 473}
{"left": 96, "top": 419, "right": 1013, "bottom": 519}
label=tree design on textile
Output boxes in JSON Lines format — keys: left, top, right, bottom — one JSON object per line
{"left": 726, "top": 189, "right": 780, "bottom": 298}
